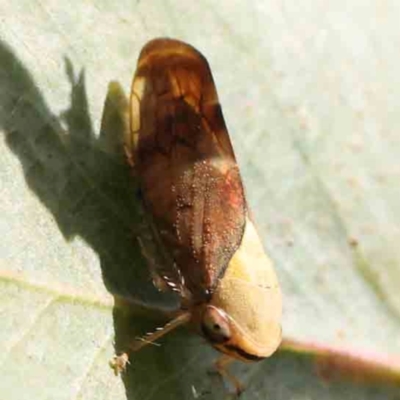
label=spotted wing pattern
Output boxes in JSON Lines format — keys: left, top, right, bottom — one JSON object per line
{"left": 127, "top": 38, "right": 247, "bottom": 301}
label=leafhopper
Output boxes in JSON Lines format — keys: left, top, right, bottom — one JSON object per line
{"left": 112, "top": 38, "right": 282, "bottom": 394}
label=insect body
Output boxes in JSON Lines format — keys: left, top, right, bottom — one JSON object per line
{"left": 115, "top": 38, "right": 282, "bottom": 391}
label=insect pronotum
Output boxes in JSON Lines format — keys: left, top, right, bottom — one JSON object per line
{"left": 111, "top": 38, "right": 282, "bottom": 394}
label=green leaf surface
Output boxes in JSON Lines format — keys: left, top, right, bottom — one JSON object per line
{"left": 1, "top": 1, "right": 400, "bottom": 399}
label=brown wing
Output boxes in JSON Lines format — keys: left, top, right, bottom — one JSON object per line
{"left": 127, "top": 38, "right": 246, "bottom": 301}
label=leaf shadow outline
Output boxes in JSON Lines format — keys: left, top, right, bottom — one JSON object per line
{"left": 0, "top": 38, "right": 196, "bottom": 400}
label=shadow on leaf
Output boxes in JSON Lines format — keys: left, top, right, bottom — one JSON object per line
{"left": 0, "top": 39, "right": 209, "bottom": 400}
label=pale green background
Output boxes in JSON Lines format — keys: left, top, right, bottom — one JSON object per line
{"left": 1, "top": 1, "right": 400, "bottom": 399}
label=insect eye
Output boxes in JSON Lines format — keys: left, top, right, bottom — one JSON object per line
{"left": 201, "top": 306, "right": 231, "bottom": 344}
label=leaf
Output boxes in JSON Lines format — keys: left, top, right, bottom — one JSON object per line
{"left": 1, "top": 2, "right": 400, "bottom": 400}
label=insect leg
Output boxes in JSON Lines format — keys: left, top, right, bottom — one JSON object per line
{"left": 137, "top": 236, "right": 171, "bottom": 292}
{"left": 110, "top": 311, "right": 191, "bottom": 375}
{"left": 214, "top": 354, "right": 245, "bottom": 396}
